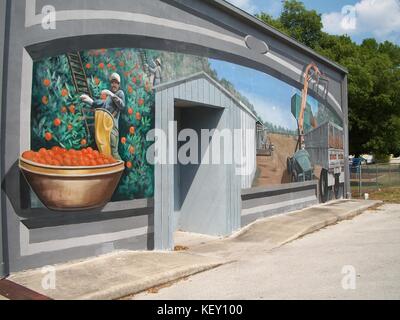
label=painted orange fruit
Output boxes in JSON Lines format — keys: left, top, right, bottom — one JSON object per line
{"left": 44, "top": 132, "right": 52, "bottom": 141}
{"left": 53, "top": 118, "right": 61, "bottom": 126}
{"left": 42, "top": 96, "right": 48, "bottom": 105}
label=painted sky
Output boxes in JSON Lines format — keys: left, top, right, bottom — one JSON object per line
{"left": 209, "top": 59, "right": 320, "bottom": 130}
{"left": 227, "top": 0, "right": 400, "bottom": 45}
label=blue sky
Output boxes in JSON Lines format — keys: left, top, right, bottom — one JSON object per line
{"left": 227, "top": 0, "right": 400, "bottom": 44}
{"left": 212, "top": 0, "right": 399, "bottom": 129}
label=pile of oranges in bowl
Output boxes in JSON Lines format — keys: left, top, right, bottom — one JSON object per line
{"left": 21, "top": 146, "right": 118, "bottom": 167}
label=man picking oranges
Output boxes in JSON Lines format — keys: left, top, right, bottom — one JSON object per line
{"left": 80, "top": 73, "right": 125, "bottom": 160}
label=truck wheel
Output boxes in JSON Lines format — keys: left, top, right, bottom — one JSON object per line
{"left": 328, "top": 187, "right": 334, "bottom": 201}
{"left": 334, "top": 174, "right": 340, "bottom": 199}
{"left": 335, "top": 183, "right": 344, "bottom": 199}
{"left": 291, "top": 172, "right": 297, "bottom": 183}
{"left": 319, "top": 168, "right": 329, "bottom": 203}
{"left": 334, "top": 175, "right": 344, "bottom": 199}
{"left": 287, "top": 157, "right": 292, "bottom": 175}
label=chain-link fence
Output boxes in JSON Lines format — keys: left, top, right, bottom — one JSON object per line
{"left": 350, "top": 162, "right": 400, "bottom": 198}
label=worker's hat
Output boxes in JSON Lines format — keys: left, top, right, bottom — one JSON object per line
{"left": 110, "top": 73, "right": 121, "bottom": 83}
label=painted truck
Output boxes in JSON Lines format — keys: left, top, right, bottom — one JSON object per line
{"left": 304, "top": 121, "right": 345, "bottom": 202}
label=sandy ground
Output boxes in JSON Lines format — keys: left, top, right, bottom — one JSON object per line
{"left": 253, "top": 133, "right": 298, "bottom": 187}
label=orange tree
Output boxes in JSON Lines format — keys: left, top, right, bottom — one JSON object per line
{"left": 31, "top": 48, "right": 155, "bottom": 200}
{"left": 31, "top": 55, "right": 91, "bottom": 151}
{"left": 81, "top": 48, "right": 155, "bottom": 200}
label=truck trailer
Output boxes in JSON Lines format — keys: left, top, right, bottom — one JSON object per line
{"left": 304, "top": 121, "right": 345, "bottom": 202}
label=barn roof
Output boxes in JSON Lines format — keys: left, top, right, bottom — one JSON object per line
{"left": 154, "top": 71, "right": 259, "bottom": 121}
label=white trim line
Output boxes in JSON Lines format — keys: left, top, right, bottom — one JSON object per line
{"left": 242, "top": 195, "right": 317, "bottom": 216}
{"left": 20, "top": 223, "right": 152, "bottom": 256}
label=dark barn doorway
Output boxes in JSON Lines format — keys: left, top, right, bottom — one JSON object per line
{"left": 173, "top": 100, "right": 227, "bottom": 235}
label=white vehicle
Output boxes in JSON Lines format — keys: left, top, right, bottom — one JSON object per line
{"left": 361, "top": 154, "right": 375, "bottom": 164}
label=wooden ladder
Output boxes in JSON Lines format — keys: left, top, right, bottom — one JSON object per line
{"left": 139, "top": 49, "right": 150, "bottom": 76}
{"left": 66, "top": 52, "right": 94, "bottom": 140}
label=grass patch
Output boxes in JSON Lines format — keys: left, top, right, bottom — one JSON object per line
{"left": 363, "top": 187, "right": 400, "bottom": 203}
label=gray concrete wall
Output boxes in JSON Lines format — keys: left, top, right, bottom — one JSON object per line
{"left": 0, "top": 0, "right": 10, "bottom": 278}
{"left": 241, "top": 181, "right": 319, "bottom": 226}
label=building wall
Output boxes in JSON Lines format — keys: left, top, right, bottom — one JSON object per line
{"left": 0, "top": 0, "right": 9, "bottom": 278}
{"left": 241, "top": 181, "right": 318, "bottom": 226}
{"left": 0, "top": 0, "right": 349, "bottom": 273}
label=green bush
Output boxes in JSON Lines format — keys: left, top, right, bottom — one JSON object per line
{"left": 373, "top": 153, "right": 390, "bottom": 163}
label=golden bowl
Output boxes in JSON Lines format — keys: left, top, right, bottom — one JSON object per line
{"left": 19, "top": 157, "right": 125, "bottom": 211}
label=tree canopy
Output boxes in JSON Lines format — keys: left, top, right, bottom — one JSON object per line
{"left": 256, "top": 0, "right": 400, "bottom": 157}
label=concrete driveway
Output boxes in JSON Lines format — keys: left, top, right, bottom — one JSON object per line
{"left": 134, "top": 203, "right": 400, "bottom": 300}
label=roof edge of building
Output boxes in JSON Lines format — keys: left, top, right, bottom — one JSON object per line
{"left": 154, "top": 71, "right": 259, "bottom": 121}
{"left": 199, "top": 0, "right": 348, "bottom": 75}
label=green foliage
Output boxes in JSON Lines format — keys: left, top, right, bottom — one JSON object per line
{"left": 264, "top": 121, "right": 296, "bottom": 136}
{"left": 31, "top": 48, "right": 156, "bottom": 200}
{"left": 373, "top": 153, "right": 391, "bottom": 164}
{"left": 80, "top": 48, "right": 156, "bottom": 200}
{"left": 280, "top": 0, "right": 323, "bottom": 48}
{"left": 31, "top": 55, "right": 92, "bottom": 151}
{"left": 256, "top": 1, "right": 400, "bottom": 158}
{"left": 255, "top": 12, "right": 289, "bottom": 35}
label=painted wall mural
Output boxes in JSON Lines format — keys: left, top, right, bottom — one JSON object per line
{"left": 23, "top": 46, "right": 344, "bottom": 211}
{"left": 26, "top": 48, "right": 215, "bottom": 209}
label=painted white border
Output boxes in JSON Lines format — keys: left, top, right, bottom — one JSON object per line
{"left": 242, "top": 195, "right": 317, "bottom": 216}
{"left": 20, "top": 49, "right": 32, "bottom": 154}
{"left": 20, "top": 222, "right": 152, "bottom": 256}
